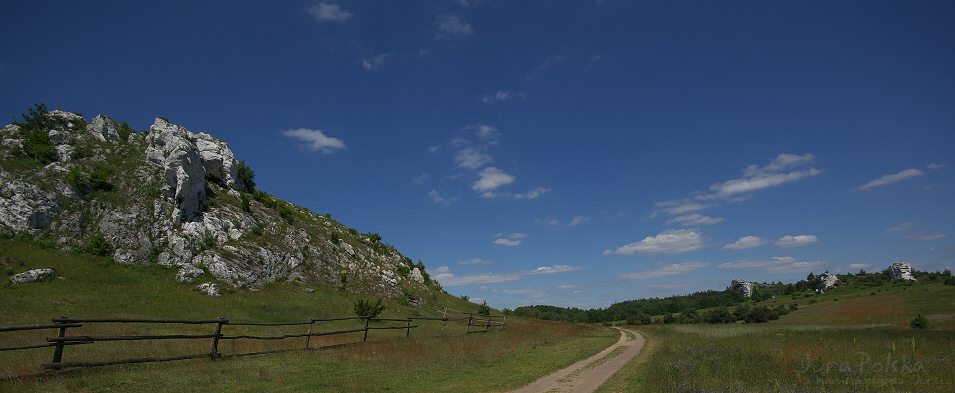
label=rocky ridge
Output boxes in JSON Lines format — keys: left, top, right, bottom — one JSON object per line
{"left": 1, "top": 108, "right": 434, "bottom": 297}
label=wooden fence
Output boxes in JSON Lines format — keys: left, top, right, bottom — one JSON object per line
{"left": 0, "top": 310, "right": 505, "bottom": 381}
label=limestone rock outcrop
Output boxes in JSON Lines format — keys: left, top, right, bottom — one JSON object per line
{"left": 0, "top": 108, "right": 434, "bottom": 298}
{"left": 731, "top": 279, "right": 757, "bottom": 298}
{"left": 887, "top": 262, "right": 917, "bottom": 281}
{"left": 814, "top": 272, "right": 839, "bottom": 292}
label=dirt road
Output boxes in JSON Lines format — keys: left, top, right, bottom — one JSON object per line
{"left": 508, "top": 327, "right": 645, "bottom": 393}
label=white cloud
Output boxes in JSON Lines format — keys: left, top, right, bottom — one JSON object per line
{"left": 494, "top": 238, "right": 521, "bottom": 246}
{"left": 526, "top": 265, "right": 582, "bottom": 275}
{"left": 775, "top": 235, "right": 819, "bottom": 248}
{"left": 616, "top": 262, "right": 711, "bottom": 280}
{"left": 885, "top": 223, "right": 918, "bottom": 232}
{"left": 927, "top": 163, "right": 947, "bottom": 170}
{"left": 472, "top": 167, "right": 515, "bottom": 192}
{"left": 361, "top": 53, "right": 394, "bottom": 71}
{"left": 307, "top": 3, "right": 353, "bottom": 22}
{"left": 722, "top": 236, "right": 769, "bottom": 250}
{"left": 428, "top": 189, "right": 456, "bottom": 205}
{"left": 459, "top": 258, "right": 493, "bottom": 265}
{"left": 512, "top": 187, "right": 551, "bottom": 200}
{"left": 856, "top": 168, "right": 924, "bottom": 191}
{"left": 656, "top": 201, "right": 716, "bottom": 215}
{"left": 608, "top": 229, "right": 705, "bottom": 255}
{"left": 903, "top": 232, "right": 948, "bottom": 241}
{"left": 717, "top": 256, "right": 826, "bottom": 274}
{"left": 568, "top": 216, "right": 590, "bottom": 227}
{"left": 282, "top": 128, "right": 346, "bottom": 153}
{"left": 666, "top": 213, "right": 723, "bottom": 226}
{"left": 455, "top": 147, "right": 493, "bottom": 170}
{"left": 432, "top": 265, "right": 582, "bottom": 287}
{"left": 414, "top": 173, "right": 431, "bottom": 184}
{"left": 482, "top": 90, "right": 516, "bottom": 103}
{"left": 710, "top": 154, "right": 823, "bottom": 197}
{"left": 435, "top": 14, "right": 473, "bottom": 39}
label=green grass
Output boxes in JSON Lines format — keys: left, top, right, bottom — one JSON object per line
{"left": 0, "top": 239, "right": 617, "bottom": 392}
{"left": 599, "top": 283, "right": 955, "bottom": 392}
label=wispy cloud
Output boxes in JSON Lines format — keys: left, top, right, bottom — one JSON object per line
{"left": 855, "top": 168, "right": 924, "bottom": 191}
{"left": 307, "top": 3, "right": 353, "bottom": 23}
{"left": 459, "top": 258, "right": 493, "bottom": 265}
{"left": 568, "top": 216, "right": 590, "bottom": 227}
{"left": 361, "top": 52, "right": 394, "bottom": 71}
{"left": 605, "top": 229, "right": 705, "bottom": 256}
{"left": 428, "top": 189, "right": 457, "bottom": 205}
{"left": 493, "top": 232, "right": 525, "bottom": 246}
{"left": 709, "top": 153, "right": 823, "bottom": 197}
{"left": 885, "top": 223, "right": 919, "bottom": 232}
{"left": 616, "top": 262, "right": 711, "bottom": 280}
{"left": 435, "top": 14, "right": 473, "bottom": 39}
{"left": 775, "top": 235, "right": 819, "bottom": 248}
{"left": 430, "top": 264, "right": 583, "bottom": 287}
{"left": 717, "top": 256, "right": 826, "bottom": 274}
{"left": 903, "top": 232, "right": 948, "bottom": 241}
{"left": 455, "top": 147, "right": 493, "bottom": 170}
{"left": 666, "top": 213, "right": 723, "bottom": 226}
{"left": 282, "top": 128, "right": 346, "bottom": 153}
{"left": 481, "top": 90, "right": 518, "bottom": 103}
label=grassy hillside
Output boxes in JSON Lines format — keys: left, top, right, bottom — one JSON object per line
{"left": 0, "top": 238, "right": 618, "bottom": 392}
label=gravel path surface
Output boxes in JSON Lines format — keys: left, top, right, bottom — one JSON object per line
{"left": 508, "top": 328, "right": 645, "bottom": 393}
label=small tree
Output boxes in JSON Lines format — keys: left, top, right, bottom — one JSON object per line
{"left": 354, "top": 298, "right": 386, "bottom": 318}
{"left": 237, "top": 160, "right": 255, "bottom": 192}
{"left": 477, "top": 300, "right": 491, "bottom": 315}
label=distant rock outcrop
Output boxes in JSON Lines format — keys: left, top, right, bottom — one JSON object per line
{"left": 731, "top": 279, "right": 757, "bottom": 298}
{"left": 814, "top": 272, "right": 839, "bottom": 292}
{"left": 886, "top": 262, "right": 917, "bottom": 281}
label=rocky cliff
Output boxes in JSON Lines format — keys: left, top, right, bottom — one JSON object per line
{"left": 1, "top": 107, "right": 434, "bottom": 296}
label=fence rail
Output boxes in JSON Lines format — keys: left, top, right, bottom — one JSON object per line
{"left": 0, "top": 310, "right": 505, "bottom": 381}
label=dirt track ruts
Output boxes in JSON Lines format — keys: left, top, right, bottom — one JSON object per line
{"left": 508, "top": 327, "right": 645, "bottom": 393}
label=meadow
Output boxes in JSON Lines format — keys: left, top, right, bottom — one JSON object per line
{"left": 599, "top": 283, "right": 955, "bottom": 392}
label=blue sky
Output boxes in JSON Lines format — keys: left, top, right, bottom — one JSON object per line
{"left": 2, "top": 1, "right": 953, "bottom": 310}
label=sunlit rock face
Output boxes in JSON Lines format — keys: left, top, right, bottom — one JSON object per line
{"left": 886, "top": 262, "right": 917, "bottom": 281}
{"left": 731, "top": 279, "right": 757, "bottom": 298}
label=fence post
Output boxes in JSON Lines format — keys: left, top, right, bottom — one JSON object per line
{"left": 406, "top": 319, "right": 411, "bottom": 338}
{"left": 502, "top": 315, "right": 507, "bottom": 329}
{"left": 305, "top": 320, "right": 313, "bottom": 350}
{"left": 440, "top": 307, "right": 448, "bottom": 336}
{"left": 50, "top": 316, "right": 70, "bottom": 367}
{"left": 209, "top": 317, "right": 225, "bottom": 359}
{"left": 466, "top": 314, "right": 473, "bottom": 334}
{"left": 363, "top": 317, "right": 370, "bottom": 342}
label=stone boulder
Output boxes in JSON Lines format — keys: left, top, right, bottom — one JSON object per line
{"left": 814, "top": 272, "right": 839, "bottom": 292}
{"left": 10, "top": 268, "right": 55, "bottom": 283}
{"left": 887, "top": 262, "right": 917, "bottom": 281}
{"left": 731, "top": 279, "right": 757, "bottom": 298}
{"left": 86, "top": 115, "right": 120, "bottom": 142}
{"left": 197, "top": 282, "right": 221, "bottom": 297}
{"left": 176, "top": 264, "right": 205, "bottom": 282}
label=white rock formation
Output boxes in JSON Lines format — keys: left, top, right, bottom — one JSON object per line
{"left": 197, "top": 282, "right": 221, "bottom": 297}
{"left": 176, "top": 264, "right": 205, "bottom": 282}
{"left": 731, "top": 279, "right": 757, "bottom": 298}
{"left": 86, "top": 115, "right": 120, "bottom": 142}
{"left": 146, "top": 119, "right": 208, "bottom": 224}
{"left": 0, "top": 170, "right": 60, "bottom": 233}
{"left": 814, "top": 272, "right": 839, "bottom": 292}
{"left": 887, "top": 262, "right": 917, "bottom": 281}
{"left": 10, "top": 268, "right": 55, "bottom": 284}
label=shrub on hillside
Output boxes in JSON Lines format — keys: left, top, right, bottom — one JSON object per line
{"left": 237, "top": 160, "right": 255, "bottom": 192}
{"left": 910, "top": 314, "right": 929, "bottom": 329}
{"left": 83, "top": 233, "right": 114, "bottom": 257}
{"left": 478, "top": 300, "right": 491, "bottom": 316}
{"left": 354, "top": 298, "right": 385, "bottom": 318}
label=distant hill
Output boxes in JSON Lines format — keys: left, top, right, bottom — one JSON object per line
{"left": 1, "top": 104, "right": 438, "bottom": 297}
{"left": 512, "top": 267, "right": 954, "bottom": 324}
